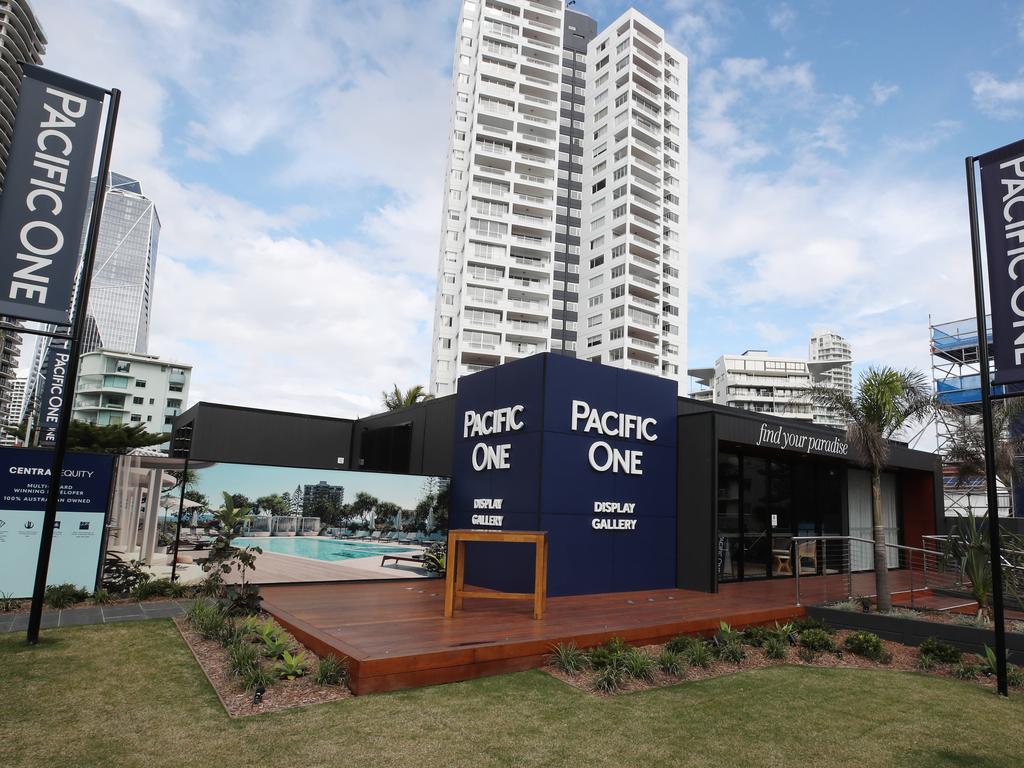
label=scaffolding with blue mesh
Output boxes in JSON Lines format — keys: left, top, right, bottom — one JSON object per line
{"left": 930, "top": 315, "right": 1015, "bottom": 517}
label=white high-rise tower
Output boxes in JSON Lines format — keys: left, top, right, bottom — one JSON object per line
{"left": 808, "top": 330, "right": 853, "bottom": 428}
{"left": 429, "top": 1, "right": 687, "bottom": 395}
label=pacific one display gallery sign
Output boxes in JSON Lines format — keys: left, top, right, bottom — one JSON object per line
{"left": 451, "top": 353, "right": 677, "bottom": 596}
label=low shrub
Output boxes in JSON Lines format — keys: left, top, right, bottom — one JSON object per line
{"left": 950, "top": 612, "right": 992, "bottom": 628}
{"left": 917, "top": 654, "right": 938, "bottom": 672}
{"left": 242, "top": 664, "right": 275, "bottom": 692}
{"left": 762, "top": 636, "right": 787, "bottom": 661}
{"left": 90, "top": 588, "right": 113, "bottom": 605}
{"left": 261, "top": 635, "right": 293, "bottom": 660}
{"left": 954, "top": 660, "right": 981, "bottom": 680}
{"left": 167, "top": 580, "right": 191, "bottom": 598}
{"left": 665, "top": 634, "right": 700, "bottom": 655}
{"left": 715, "top": 621, "right": 742, "bottom": 644}
{"left": 741, "top": 626, "right": 771, "bottom": 647}
{"left": 919, "top": 637, "right": 961, "bottom": 665}
{"left": 315, "top": 654, "right": 349, "bottom": 686}
{"left": 422, "top": 542, "right": 447, "bottom": 574}
{"left": 793, "top": 616, "right": 833, "bottom": 635}
{"left": 219, "top": 583, "right": 262, "bottom": 617}
{"left": 587, "top": 638, "right": 628, "bottom": 671}
{"left": 828, "top": 599, "right": 863, "bottom": 613}
{"left": 844, "top": 631, "right": 889, "bottom": 662}
{"left": 658, "top": 649, "right": 683, "bottom": 677}
{"left": 226, "top": 640, "right": 260, "bottom": 678}
{"left": 273, "top": 650, "right": 309, "bottom": 680}
{"left": 132, "top": 578, "right": 175, "bottom": 601}
{"left": 622, "top": 648, "right": 656, "bottom": 681}
{"left": 593, "top": 664, "right": 624, "bottom": 693}
{"left": 797, "top": 646, "right": 819, "bottom": 663}
{"left": 197, "top": 572, "right": 224, "bottom": 598}
{"left": 683, "top": 640, "right": 713, "bottom": 669}
{"left": 548, "top": 642, "right": 588, "bottom": 675}
{"left": 1009, "top": 664, "right": 1024, "bottom": 688}
{"left": 981, "top": 646, "right": 1002, "bottom": 677}
{"left": 185, "top": 597, "right": 227, "bottom": 640}
{"left": 218, "top": 617, "right": 244, "bottom": 647}
{"left": 101, "top": 555, "right": 149, "bottom": 595}
{"left": 717, "top": 639, "right": 746, "bottom": 664}
{"left": 0, "top": 592, "right": 20, "bottom": 612}
{"left": 883, "top": 607, "right": 921, "bottom": 620}
{"left": 798, "top": 628, "right": 834, "bottom": 653}
{"left": 43, "top": 583, "right": 89, "bottom": 609}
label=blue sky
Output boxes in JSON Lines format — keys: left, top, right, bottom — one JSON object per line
{"left": 27, "top": 0, "right": 1024, "bottom": 417}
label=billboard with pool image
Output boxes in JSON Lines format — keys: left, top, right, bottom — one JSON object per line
{"left": 175, "top": 462, "right": 449, "bottom": 585}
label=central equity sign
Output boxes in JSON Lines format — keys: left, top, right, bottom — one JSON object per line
{"left": 755, "top": 422, "right": 849, "bottom": 457}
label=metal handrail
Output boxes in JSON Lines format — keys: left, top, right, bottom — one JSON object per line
{"left": 792, "top": 535, "right": 956, "bottom": 607}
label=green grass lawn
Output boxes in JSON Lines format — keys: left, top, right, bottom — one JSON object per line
{"left": 1, "top": 620, "right": 1022, "bottom": 768}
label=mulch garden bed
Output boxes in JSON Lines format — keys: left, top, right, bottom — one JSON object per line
{"left": 542, "top": 628, "right": 1011, "bottom": 697}
{"left": 174, "top": 615, "right": 351, "bottom": 717}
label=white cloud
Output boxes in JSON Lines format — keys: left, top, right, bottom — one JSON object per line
{"left": 663, "top": 0, "right": 734, "bottom": 62}
{"left": 29, "top": 0, "right": 456, "bottom": 416}
{"left": 686, "top": 54, "right": 973, "bottom": 378}
{"left": 768, "top": 4, "right": 796, "bottom": 34}
{"left": 882, "top": 119, "right": 960, "bottom": 154}
{"left": 870, "top": 81, "right": 899, "bottom": 105}
{"left": 968, "top": 70, "right": 1024, "bottom": 119}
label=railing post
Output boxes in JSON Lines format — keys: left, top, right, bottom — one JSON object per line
{"left": 909, "top": 548, "right": 915, "bottom": 609}
{"left": 923, "top": 545, "right": 929, "bottom": 590}
{"left": 794, "top": 538, "right": 801, "bottom": 607}
{"left": 847, "top": 539, "right": 853, "bottom": 602}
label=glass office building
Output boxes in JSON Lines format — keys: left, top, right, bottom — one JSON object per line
{"left": 81, "top": 172, "right": 161, "bottom": 355}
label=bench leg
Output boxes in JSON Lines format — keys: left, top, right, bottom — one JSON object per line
{"left": 443, "top": 537, "right": 457, "bottom": 618}
{"left": 533, "top": 538, "right": 547, "bottom": 620}
{"left": 454, "top": 540, "right": 466, "bottom": 610}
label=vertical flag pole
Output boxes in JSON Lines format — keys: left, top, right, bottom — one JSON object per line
{"left": 965, "top": 155, "right": 1009, "bottom": 697}
{"left": 26, "top": 89, "right": 121, "bottom": 645}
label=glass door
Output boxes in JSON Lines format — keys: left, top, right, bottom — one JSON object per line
{"left": 717, "top": 453, "right": 742, "bottom": 582}
{"left": 768, "top": 460, "right": 793, "bottom": 577}
{"left": 741, "top": 457, "right": 769, "bottom": 579}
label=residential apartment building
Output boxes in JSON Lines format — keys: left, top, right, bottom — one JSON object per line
{"left": 808, "top": 330, "right": 852, "bottom": 428}
{"left": 689, "top": 347, "right": 851, "bottom": 424}
{"left": 578, "top": 9, "right": 686, "bottom": 385}
{"left": 429, "top": 1, "right": 687, "bottom": 395}
{"left": 0, "top": 1, "right": 46, "bottom": 425}
{"left": 302, "top": 481, "right": 345, "bottom": 516}
{"left": 0, "top": 0, "right": 46, "bottom": 191}
{"left": 1, "top": 375, "right": 25, "bottom": 445}
{"left": 72, "top": 350, "right": 191, "bottom": 444}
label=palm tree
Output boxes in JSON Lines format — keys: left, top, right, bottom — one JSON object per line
{"left": 942, "top": 397, "right": 1024, "bottom": 516}
{"left": 381, "top": 384, "right": 433, "bottom": 411}
{"left": 811, "top": 367, "right": 933, "bottom": 612}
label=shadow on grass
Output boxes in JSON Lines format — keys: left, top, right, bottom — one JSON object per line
{"left": 930, "top": 750, "right": 1014, "bottom": 767}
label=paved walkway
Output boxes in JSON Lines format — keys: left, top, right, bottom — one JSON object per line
{"left": 0, "top": 600, "right": 192, "bottom": 633}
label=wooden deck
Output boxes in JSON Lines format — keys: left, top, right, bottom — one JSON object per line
{"left": 260, "top": 573, "right": 924, "bottom": 694}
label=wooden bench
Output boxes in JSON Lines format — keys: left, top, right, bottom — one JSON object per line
{"left": 444, "top": 529, "right": 548, "bottom": 620}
